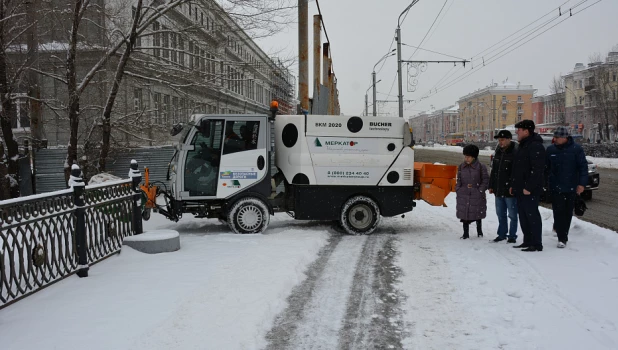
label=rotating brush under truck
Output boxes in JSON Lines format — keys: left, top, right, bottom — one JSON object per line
{"left": 141, "top": 109, "right": 457, "bottom": 235}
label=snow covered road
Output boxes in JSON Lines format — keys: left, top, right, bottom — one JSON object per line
{"left": 2, "top": 194, "right": 618, "bottom": 349}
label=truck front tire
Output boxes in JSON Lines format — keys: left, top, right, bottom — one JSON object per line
{"left": 340, "top": 196, "right": 381, "bottom": 235}
{"left": 227, "top": 197, "right": 271, "bottom": 234}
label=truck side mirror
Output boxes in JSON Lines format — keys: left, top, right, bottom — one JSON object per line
{"left": 170, "top": 123, "right": 184, "bottom": 136}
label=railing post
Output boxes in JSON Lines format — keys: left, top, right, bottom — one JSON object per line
{"left": 69, "top": 164, "right": 88, "bottom": 278}
{"left": 129, "top": 159, "right": 143, "bottom": 235}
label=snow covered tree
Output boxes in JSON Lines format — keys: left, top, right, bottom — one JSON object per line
{"left": 0, "top": 0, "right": 32, "bottom": 197}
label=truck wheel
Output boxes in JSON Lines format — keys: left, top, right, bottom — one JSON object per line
{"left": 581, "top": 190, "right": 592, "bottom": 200}
{"left": 340, "top": 196, "right": 381, "bottom": 235}
{"left": 227, "top": 197, "right": 270, "bottom": 234}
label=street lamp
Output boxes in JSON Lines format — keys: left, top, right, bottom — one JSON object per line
{"left": 396, "top": 0, "right": 421, "bottom": 118}
{"left": 365, "top": 80, "right": 381, "bottom": 116}
{"left": 372, "top": 49, "right": 396, "bottom": 116}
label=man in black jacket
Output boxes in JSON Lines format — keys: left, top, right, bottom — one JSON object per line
{"left": 489, "top": 130, "right": 518, "bottom": 243}
{"left": 509, "top": 120, "right": 546, "bottom": 252}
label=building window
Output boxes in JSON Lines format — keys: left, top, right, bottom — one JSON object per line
{"left": 201, "top": 12, "right": 204, "bottom": 26}
{"left": 502, "top": 96, "right": 507, "bottom": 104}
{"left": 178, "top": 36, "right": 184, "bottom": 66}
{"left": 172, "top": 96, "right": 179, "bottom": 123}
{"left": 200, "top": 49, "right": 205, "bottom": 73}
{"left": 614, "top": 74, "right": 617, "bottom": 82}
{"left": 10, "top": 94, "right": 30, "bottom": 129}
{"left": 170, "top": 33, "right": 177, "bottom": 63}
{"left": 154, "top": 93, "right": 161, "bottom": 123}
{"left": 153, "top": 22, "right": 160, "bottom": 57}
{"left": 194, "top": 45, "right": 200, "bottom": 70}
{"left": 188, "top": 41, "right": 193, "bottom": 69}
{"left": 220, "top": 61, "right": 224, "bottom": 86}
{"left": 133, "top": 88, "right": 143, "bottom": 112}
{"left": 163, "top": 95, "right": 170, "bottom": 124}
{"left": 162, "top": 26, "right": 169, "bottom": 59}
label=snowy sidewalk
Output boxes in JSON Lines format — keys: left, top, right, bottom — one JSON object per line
{"left": 0, "top": 216, "right": 330, "bottom": 350}
{"left": 398, "top": 195, "right": 618, "bottom": 349}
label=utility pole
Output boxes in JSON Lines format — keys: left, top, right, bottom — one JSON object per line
{"left": 298, "top": 0, "right": 309, "bottom": 112}
{"left": 313, "top": 14, "right": 321, "bottom": 112}
{"left": 372, "top": 50, "right": 395, "bottom": 117}
{"left": 372, "top": 71, "right": 377, "bottom": 116}
{"left": 395, "top": 1, "right": 419, "bottom": 119}
{"left": 396, "top": 26, "right": 404, "bottom": 119}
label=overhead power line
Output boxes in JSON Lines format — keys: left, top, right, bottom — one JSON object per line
{"left": 412, "top": 0, "right": 600, "bottom": 105}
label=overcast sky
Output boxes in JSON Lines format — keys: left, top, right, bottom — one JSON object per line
{"left": 256, "top": 0, "right": 618, "bottom": 118}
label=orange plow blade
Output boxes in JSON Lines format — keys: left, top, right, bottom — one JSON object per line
{"left": 413, "top": 162, "right": 457, "bottom": 206}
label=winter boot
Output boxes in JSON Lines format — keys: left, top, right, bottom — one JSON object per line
{"left": 476, "top": 220, "right": 483, "bottom": 237}
{"left": 460, "top": 222, "right": 470, "bottom": 239}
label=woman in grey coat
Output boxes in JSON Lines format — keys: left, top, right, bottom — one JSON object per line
{"left": 456, "top": 145, "right": 490, "bottom": 239}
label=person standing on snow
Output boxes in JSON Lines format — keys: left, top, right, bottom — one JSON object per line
{"left": 510, "top": 120, "right": 546, "bottom": 252}
{"left": 545, "top": 126, "right": 588, "bottom": 248}
{"left": 488, "top": 130, "right": 518, "bottom": 243}
{"left": 456, "top": 144, "right": 490, "bottom": 239}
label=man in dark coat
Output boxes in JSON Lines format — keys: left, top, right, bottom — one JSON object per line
{"left": 489, "top": 130, "right": 518, "bottom": 243}
{"left": 510, "top": 120, "right": 546, "bottom": 252}
{"left": 456, "top": 145, "right": 490, "bottom": 239}
{"left": 546, "top": 126, "right": 588, "bottom": 248}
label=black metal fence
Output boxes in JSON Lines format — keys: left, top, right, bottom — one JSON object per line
{"left": 0, "top": 162, "right": 143, "bottom": 309}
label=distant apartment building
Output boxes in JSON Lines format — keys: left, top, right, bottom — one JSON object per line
{"left": 531, "top": 91, "right": 565, "bottom": 134}
{"left": 563, "top": 53, "right": 618, "bottom": 142}
{"left": 457, "top": 81, "right": 535, "bottom": 141}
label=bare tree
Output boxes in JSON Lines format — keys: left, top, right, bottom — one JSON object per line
{"left": 93, "top": 0, "right": 297, "bottom": 171}
{"left": 548, "top": 75, "right": 566, "bottom": 124}
{"left": 0, "top": 0, "right": 32, "bottom": 197}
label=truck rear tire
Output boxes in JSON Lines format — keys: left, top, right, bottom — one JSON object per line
{"left": 340, "top": 196, "right": 381, "bottom": 235}
{"left": 227, "top": 197, "right": 270, "bottom": 234}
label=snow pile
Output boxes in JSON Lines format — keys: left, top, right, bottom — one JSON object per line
{"left": 587, "top": 156, "right": 618, "bottom": 169}
{"left": 416, "top": 144, "right": 494, "bottom": 156}
{"left": 88, "top": 172, "right": 122, "bottom": 184}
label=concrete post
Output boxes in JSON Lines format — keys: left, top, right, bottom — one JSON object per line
{"left": 313, "top": 15, "right": 321, "bottom": 100}
{"left": 129, "top": 160, "right": 143, "bottom": 235}
{"left": 69, "top": 164, "right": 88, "bottom": 278}
{"left": 298, "top": 0, "right": 309, "bottom": 112}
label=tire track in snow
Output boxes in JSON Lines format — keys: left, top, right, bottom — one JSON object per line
{"left": 337, "top": 232, "right": 407, "bottom": 350}
{"left": 265, "top": 227, "right": 408, "bottom": 350}
{"left": 265, "top": 233, "right": 365, "bottom": 349}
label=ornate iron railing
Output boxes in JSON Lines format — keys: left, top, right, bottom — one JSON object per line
{"left": 0, "top": 165, "right": 141, "bottom": 309}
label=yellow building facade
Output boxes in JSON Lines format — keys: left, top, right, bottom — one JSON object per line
{"left": 457, "top": 82, "right": 535, "bottom": 141}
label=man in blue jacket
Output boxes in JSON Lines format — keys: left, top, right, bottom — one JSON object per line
{"left": 545, "top": 126, "right": 588, "bottom": 248}
{"left": 510, "top": 120, "right": 546, "bottom": 252}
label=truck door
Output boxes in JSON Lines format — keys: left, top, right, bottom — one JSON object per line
{"left": 181, "top": 119, "right": 224, "bottom": 198}
{"left": 216, "top": 117, "right": 268, "bottom": 199}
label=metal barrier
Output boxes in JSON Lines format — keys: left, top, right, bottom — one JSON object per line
{"left": 0, "top": 161, "right": 143, "bottom": 309}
